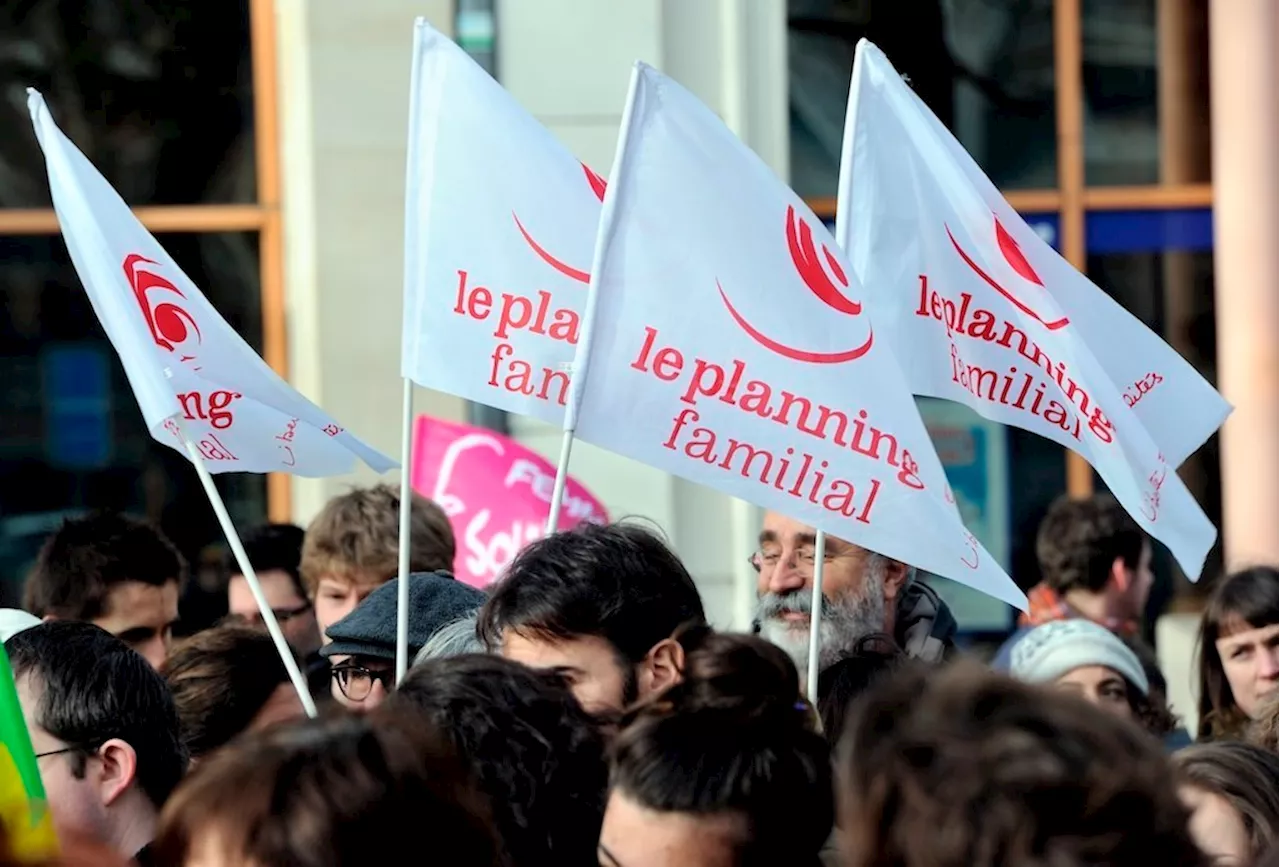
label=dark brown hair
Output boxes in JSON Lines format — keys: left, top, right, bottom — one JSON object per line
{"left": 610, "top": 631, "right": 832, "bottom": 867}
{"left": 1196, "top": 566, "right": 1279, "bottom": 739}
{"left": 389, "top": 655, "right": 607, "bottom": 867}
{"left": 839, "top": 661, "right": 1205, "bottom": 867}
{"left": 161, "top": 624, "right": 296, "bottom": 759}
{"left": 1035, "top": 494, "right": 1145, "bottom": 593}
{"left": 1120, "top": 635, "right": 1181, "bottom": 738}
{"left": 1173, "top": 741, "right": 1280, "bottom": 860}
{"left": 153, "top": 711, "right": 498, "bottom": 867}
{"left": 299, "top": 484, "right": 454, "bottom": 595}
{"left": 23, "top": 512, "right": 187, "bottom": 620}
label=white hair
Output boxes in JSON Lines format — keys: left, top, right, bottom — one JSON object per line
{"left": 412, "top": 611, "right": 485, "bottom": 667}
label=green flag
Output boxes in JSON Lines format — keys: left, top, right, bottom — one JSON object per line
{"left": 0, "top": 642, "right": 58, "bottom": 862}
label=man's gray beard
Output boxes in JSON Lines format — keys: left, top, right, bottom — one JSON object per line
{"left": 755, "top": 560, "right": 887, "bottom": 677}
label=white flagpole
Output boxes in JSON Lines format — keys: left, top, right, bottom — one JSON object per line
{"left": 544, "top": 426, "right": 575, "bottom": 534}
{"left": 807, "top": 531, "right": 826, "bottom": 699}
{"left": 176, "top": 419, "right": 317, "bottom": 718}
{"left": 395, "top": 378, "right": 414, "bottom": 683}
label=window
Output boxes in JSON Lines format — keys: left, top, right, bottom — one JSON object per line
{"left": 0, "top": 0, "right": 285, "bottom": 605}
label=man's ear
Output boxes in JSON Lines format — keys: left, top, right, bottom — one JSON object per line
{"left": 95, "top": 738, "right": 138, "bottom": 808}
{"left": 881, "top": 559, "right": 911, "bottom": 604}
{"left": 1110, "top": 556, "right": 1132, "bottom": 592}
{"left": 637, "top": 637, "right": 687, "bottom": 700}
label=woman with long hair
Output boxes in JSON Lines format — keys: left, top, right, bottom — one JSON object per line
{"left": 1196, "top": 567, "right": 1279, "bottom": 740}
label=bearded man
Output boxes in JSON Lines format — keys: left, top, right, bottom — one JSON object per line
{"left": 752, "top": 511, "right": 958, "bottom": 675}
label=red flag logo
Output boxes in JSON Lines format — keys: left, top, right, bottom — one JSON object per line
{"left": 124, "top": 254, "right": 202, "bottom": 366}
{"left": 946, "top": 215, "right": 1069, "bottom": 330}
{"left": 511, "top": 162, "right": 607, "bottom": 285}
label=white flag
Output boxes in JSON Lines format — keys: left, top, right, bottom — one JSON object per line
{"left": 29, "top": 90, "right": 396, "bottom": 477}
{"left": 837, "top": 41, "right": 1225, "bottom": 579}
{"left": 567, "top": 63, "right": 1025, "bottom": 610}
{"left": 401, "top": 19, "right": 601, "bottom": 424}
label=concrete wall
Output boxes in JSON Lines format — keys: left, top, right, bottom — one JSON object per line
{"left": 276, "top": 0, "right": 466, "bottom": 525}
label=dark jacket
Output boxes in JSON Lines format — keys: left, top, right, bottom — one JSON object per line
{"left": 894, "top": 580, "right": 957, "bottom": 663}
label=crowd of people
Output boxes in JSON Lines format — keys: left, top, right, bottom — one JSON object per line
{"left": 0, "top": 484, "right": 1275, "bottom": 866}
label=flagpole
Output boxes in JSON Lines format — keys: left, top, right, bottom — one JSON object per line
{"left": 176, "top": 420, "right": 317, "bottom": 718}
{"left": 545, "top": 427, "right": 575, "bottom": 534}
{"left": 395, "top": 378, "right": 414, "bottom": 684}
{"left": 807, "top": 531, "right": 826, "bottom": 699}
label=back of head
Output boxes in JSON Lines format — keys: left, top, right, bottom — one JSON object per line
{"left": 23, "top": 512, "right": 186, "bottom": 620}
{"left": 413, "top": 612, "right": 484, "bottom": 665}
{"left": 1035, "top": 494, "right": 1144, "bottom": 594}
{"left": 1198, "top": 565, "right": 1280, "bottom": 738}
{"left": 154, "top": 711, "right": 499, "bottom": 867}
{"left": 816, "top": 634, "right": 902, "bottom": 744}
{"left": 610, "top": 631, "right": 833, "bottom": 865}
{"left": 234, "top": 523, "right": 305, "bottom": 592}
{"left": 1173, "top": 741, "right": 1279, "bottom": 860}
{"left": 5, "top": 621, "right": 187, "bottom": 808}
{"left": 299, "top": 484, "right": 454, "bottom": 594}
{"left": 162, "top": 624, "right": 296, "bottom": 760}
{"left": 390, "top": 654, "right": 607, "bottom": 866}
{"left": 478, "top": 521, "right": 705, "bottom": 663}
{"left": 839, "top": 660, "right": 1203, "bottom": 867}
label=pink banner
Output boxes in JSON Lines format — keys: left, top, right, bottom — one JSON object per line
{"left": 411, "top": 415, "right": 609, "bottom": 588}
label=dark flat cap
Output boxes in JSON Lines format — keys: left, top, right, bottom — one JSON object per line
{"left": 321, "top": 571, "right": 485, "bottom": 661}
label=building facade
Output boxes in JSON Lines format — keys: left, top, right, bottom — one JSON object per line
{"left": 0, "top": 1, "right": 1274, "bottom": 643}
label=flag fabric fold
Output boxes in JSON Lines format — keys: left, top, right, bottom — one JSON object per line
{"left": 401, "top": 18, "right": 602, "bottom": 425}
{"left": 565, "top": 63, "right": 1026, "bottom": 610}
{"left": 837, "top": 41, "right": 1225, "bottom": 579}
{"left": 28, "top": 89, "right": 395, "bottom": 477}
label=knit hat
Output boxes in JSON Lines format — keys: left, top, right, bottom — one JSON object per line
{"left": 1009, "top": 618, "right": 1149, "bottom": 695}
{"left": 321, "top": 572, "right": 485, "bottom": 662}
{"left": 0, "top": 609, "right": 40, "bottom": 644}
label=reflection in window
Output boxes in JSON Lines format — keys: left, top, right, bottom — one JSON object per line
{"left": 1081, "top": 0, "right": 1210, "bottom": 186}
{"left": 788, "top": 0, "right": 1057, "bottom": 199}
{"left": 0, "top": 0, "right": 255, "bottom": 207}
{"left": 0, "top": 233, "right": 266, "bottom": 606}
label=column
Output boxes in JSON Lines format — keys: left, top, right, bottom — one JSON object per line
{"left": 1209, "top": 0, "right": 1279, "bottom": 564}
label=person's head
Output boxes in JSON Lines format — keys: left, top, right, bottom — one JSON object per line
{"left": 224, "top": 524, "right": 319, "bottom": 657}
{"left": 1010, "top": 617, "right": 1177, "bottom": 737}
{"left": 413, "top": 612, "right": 484, "bottom": 665}
{"left": 815, "top": 634, "right": 902, "bottom": 745}
{"left": 154, "top": 710, "right": 499, "bottom": 867}
{"left": 1197, "top": 566, "right": 1279, "bottom": 739}
{"left": 23, "top": 513, "right": 186, "bottom": 669}
{"left": 1035, "top": 493, "right": 1152, "bottom": 620}
{"left": 161, "top": 624, "right": 306, "bottom": 763}
{"left": 602, "top": 631, "right": 832, "bottom": 867}
{"left": 478, "top": 521, "right": 706, "bottom": 717}
{"left": 838, "top": 661, "right": 1204, "bottom": 867}
{"left": 1174, "top": 742, "right": 1279, "bottom": 866}
{"left": 753, "top": 512, "right": 912, "bottom": 675}
{"left": 300, "top": 485, "right": 455, "bottom": 639}
{"left": 390, "top": 654, "right": 608, "bottom": 866}
{"left": 322, "top": 571, "right": 484, "bottom": 712}
{"left": 5, "top": 622, "right": 187, "bottom": 859}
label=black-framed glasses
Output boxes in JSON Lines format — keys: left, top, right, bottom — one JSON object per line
{"left": 35, "top": 741, "right": 101, "bottom": 763}
{"left": 330, "top": 662, "right": 394, "bottom": 702}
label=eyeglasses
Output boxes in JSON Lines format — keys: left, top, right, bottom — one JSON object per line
{"left": 225, "top": 602, "right": 312, "bottom": 628}
{"left": 35, "top": 741, "right": 101, "bottom": 763}
{"left": 748, "top": 546, "right": 839, "bottom": 574}
{"left": 330, "top": 662, "right": 395, "bottom": 702}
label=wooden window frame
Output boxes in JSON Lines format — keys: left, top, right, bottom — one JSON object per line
{"left": 0, "top": 0, "right": 290, "bottom": 522}
{"left": 806, "top": 0, "right": 1213, "bottom": 498}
